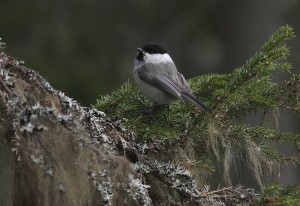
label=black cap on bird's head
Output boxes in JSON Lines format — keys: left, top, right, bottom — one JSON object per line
{"left": 142, "top": 43, "right": 167, "bottom": 54}
{"left": 136, "top": 43, "right": 167, "bottom": 61}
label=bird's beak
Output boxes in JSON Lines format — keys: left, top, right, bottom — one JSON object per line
{"left": 136, "top": 48, "right": 143, "bottom": 52}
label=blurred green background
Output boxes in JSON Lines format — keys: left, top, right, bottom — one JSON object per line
{"left": 1, "top": 0, "right": 299, "bottom": 189}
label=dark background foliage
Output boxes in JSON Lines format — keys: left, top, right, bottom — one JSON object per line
{"left": 1, "top": 0, "right": 299, "bottom": 189}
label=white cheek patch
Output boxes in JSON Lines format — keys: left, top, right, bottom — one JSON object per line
{"left": 145, "top": 53, "right": 174, "bottom": 64}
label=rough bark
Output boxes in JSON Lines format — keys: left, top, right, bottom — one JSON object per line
{"left": 0, "top": 52, "right": 145, "bottom": 205}
{"left": 0, "top": 51, "right": 257, "bottom": 205}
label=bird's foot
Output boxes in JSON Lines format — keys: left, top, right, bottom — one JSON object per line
{"left": 142, "top": 106, "right": 158, "bottom": 115}
{"left": 142, "top": 104, "right": 167, "bottom": 115}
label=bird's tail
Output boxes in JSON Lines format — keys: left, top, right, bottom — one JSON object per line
{"left": 181, "top": 92, "right": 211, "bottom": 113}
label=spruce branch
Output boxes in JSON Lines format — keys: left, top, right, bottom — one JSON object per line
{"left": 96, "top": 25, "right": 299, "bottom": 191}
{"left": 254, "top": 184, "right": 300, "bottom": 205}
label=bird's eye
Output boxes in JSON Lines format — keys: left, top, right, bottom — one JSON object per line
{"left": 136, "top": 51, "right": 144, "bottom": 61}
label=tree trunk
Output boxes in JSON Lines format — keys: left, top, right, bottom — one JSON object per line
{"left": 0, "top": 51, "right": 256, "bottom": 205}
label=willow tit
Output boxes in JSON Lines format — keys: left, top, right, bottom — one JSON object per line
{"left": 133, "top": 43, "right": 210, "bottom": 113}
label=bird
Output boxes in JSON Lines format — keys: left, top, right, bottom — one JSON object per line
{"left": 133, "top": 43, "right": 210, "bottom": 114}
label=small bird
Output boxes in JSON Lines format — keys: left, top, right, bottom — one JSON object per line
{"left": 133, "top": 43, "right": 210, "bottom": 113}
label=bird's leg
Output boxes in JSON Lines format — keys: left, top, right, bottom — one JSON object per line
{"left": 142, "top": 103, "right": 160, "bottom": 115}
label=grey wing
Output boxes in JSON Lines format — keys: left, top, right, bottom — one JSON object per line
{"left": 137, "top": 64, "right": 183, "bottom": 100}
{"left": 138, "top": 64, "right": 211, "bottom": 112}
{"left": 177, "top": 72, "right": 211, "bottom": 113}
{"left": 176, "top": 72, "right": 194, "bottom": 95}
